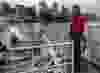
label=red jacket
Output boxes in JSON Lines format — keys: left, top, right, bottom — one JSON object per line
{"left": 71, "top": 16, "right": 88, "bottom": 32}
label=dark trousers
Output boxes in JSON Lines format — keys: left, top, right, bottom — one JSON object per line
{"left": 69, "top": 32, "right": 82, "bottom": 72}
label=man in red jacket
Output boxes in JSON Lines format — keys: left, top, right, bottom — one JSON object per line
{"left": 70, "top": 4, "right": 88, "bottom": 73}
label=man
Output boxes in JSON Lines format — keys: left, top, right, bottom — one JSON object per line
{"left": 70, "top": 4, "right": 88, "bottom": 72}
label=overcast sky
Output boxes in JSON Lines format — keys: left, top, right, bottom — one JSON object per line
{"left": 64, "top": 0, "right": 96, "bottom": 8}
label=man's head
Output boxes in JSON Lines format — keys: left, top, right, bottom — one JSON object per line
{"left": 72, "top": 4, "right": 80, "bottom": 16}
